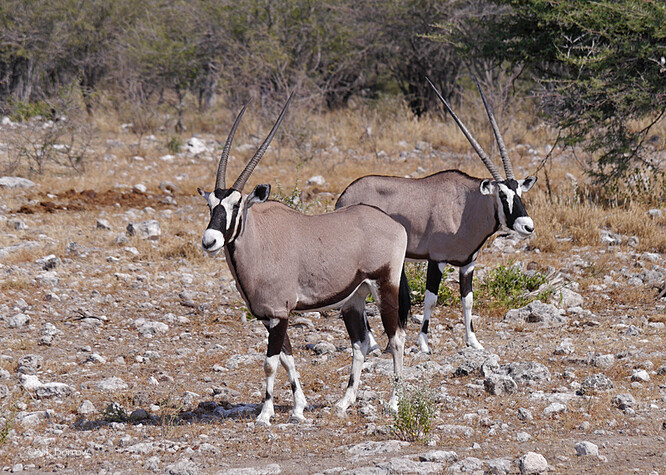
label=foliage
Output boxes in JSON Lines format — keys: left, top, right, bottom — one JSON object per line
{"left": 103, "top": 402, "right": 128, "bottom": 422}
{"left": 4, "top": 92, "right": 93, "bottom": 175}
{"left": 476, "top": 262, "right": 550, "bottom": 310}
{"left": 166, "top": 136, "right": 183, "bottom": 154}
{"left": 8, "top": 100, "right": 52, "bottom": 122}
{"left": 405, "top": 262, "right": 455, "bottom": 306}
{"left": 453, "top": 0, "right": 666, "bottom": 185}
{"left": 391, "top": 380, "right": 436, "bottom": 443}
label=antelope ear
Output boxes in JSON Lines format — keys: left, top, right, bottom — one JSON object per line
{"left": 197, "top": 188, "right": 210, "bottom": 200}
{"left": 479, "top": 179, "right": 495, "bottom": 195}
{"left": 519, "top": 176, "right": 537, "bottom": 192}
{"left": 246, "top": 184, "right": 271, "bottom": 207}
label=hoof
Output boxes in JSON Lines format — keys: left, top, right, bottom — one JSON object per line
{"left": 466, "top": 336, "right": 484, "bottom": 350}
{"left": 288, "top": 414, "right": 306, "bottom": 424}
{"left": 416, "top": 332, "right": 431, "bottom": 354}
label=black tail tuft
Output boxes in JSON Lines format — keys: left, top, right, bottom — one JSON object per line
{"left": 398, "top": 267, "right": 411, "bottom": 329}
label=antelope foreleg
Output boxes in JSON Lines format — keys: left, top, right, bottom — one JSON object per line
{"left": 279, "top": 334, "right": 307, "bottom": 423}
{"left": 460, "top": 260, "right": 483, "bottom": 349}
{"left": 256, "top": 317, "right": 289, "bottom": 426}
{"left": 417, "top": 260, "right": 444, "bottom": 354}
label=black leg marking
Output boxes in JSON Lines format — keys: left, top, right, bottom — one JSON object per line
{"left": 421, "top": 319, "right": 429, "bottom": 334}
{"left": 426, "top": 260, "right": 443, "bottom": 295}
{"left": 267, "top": 319, "right": 289, "bottom": 358}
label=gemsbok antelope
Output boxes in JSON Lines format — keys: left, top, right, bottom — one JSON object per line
{"left": 199, "top": 93, "right": 409, "bottom": 426}
{"left": 336, "top": 77, "right": 537, "bottom": 353}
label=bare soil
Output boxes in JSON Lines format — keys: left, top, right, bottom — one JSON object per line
{"left": 0, "top": 146, "right": 664, "bottom": 474}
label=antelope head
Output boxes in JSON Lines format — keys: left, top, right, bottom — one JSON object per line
{"left": 198, "top": 93, "right": 294, "bottom": 255}
{"left": 427, "top": 77, "right": 537, "bottom": 236}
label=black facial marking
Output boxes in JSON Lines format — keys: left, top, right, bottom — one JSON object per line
{"left": 500, "top": 179, "right": 529, "bottom": 227}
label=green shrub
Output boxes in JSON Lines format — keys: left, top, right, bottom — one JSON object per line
{"left": 391, "top": 381, "right": 436, "bottom": 443}
{"left": 476, "top": 263, "right": 550, "bottom": 310}
{"left": 9, "top": 100, "right": 52, "bottom": 122}
{"left": 405, "top": 262, "right": 455, "bottom": 306}
{"left": 166, "top": 136, "right": 183, "bottom": 153}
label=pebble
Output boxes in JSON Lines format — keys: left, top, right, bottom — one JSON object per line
{"left": 518, "top": 452, "right": 548, "bottom": 474}
{"left": 574, "top": 441, "right": 599, "bottom": 456}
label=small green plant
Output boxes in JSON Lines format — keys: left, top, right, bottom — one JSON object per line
{"left": 391, "top": 381, "right": 436, "bottom": 443}
{"left": 0, "top": 405, "right": 18, "bottom": 446}
{"left": 166, "top": 136, "right": 183, "bottom": 153}
{"left": 103, "top": 402, "right": 128, "bottom": 422}
{"left": 273, "top": 179, "right": 308, "bottom": 212}
{"left": 9, "top": 100, "right": 53, "bottom": 122}
{"left": 477, "top": 263, "right": 550, "bottom": 310}
{"left": 405, "top": 263, "right": 455, "bottom": 306}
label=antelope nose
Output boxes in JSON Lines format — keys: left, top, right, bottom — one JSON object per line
{"left": 524, "top": 224, "right": 534, "bottom": 233}
{"left": 202, "top": 237, "right": 216, "bottom": 250}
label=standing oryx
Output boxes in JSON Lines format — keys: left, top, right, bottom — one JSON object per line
{"left": 198, "top": 93, "right": 409, "bottom": 426}
{"left": 336, "top": 78, "right": 537, "bottom": 353}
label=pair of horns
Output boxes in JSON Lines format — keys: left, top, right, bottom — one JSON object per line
{"left": 215, "top": 92, "right": 295, "bottom": 191}
{"left": 426, "top": 76, "right": 515, "bottom": 181}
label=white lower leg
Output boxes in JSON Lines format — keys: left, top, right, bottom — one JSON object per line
{"left": 256, "top": 354, "right": 279, "bottom": 426}
{"left": 462, "top": 292, "right": 483, "bottom": 349}
{"left": 335, "top": 340, "right": 367, "bottom": 415}
{"left": 280, "top": 353, "right": 307, "bottom": 422}
{"left": 417, "top": 290, "right": 437, "bottom": 354}
{"left": 388, "top": 328, "right": 406, "bottom": 412}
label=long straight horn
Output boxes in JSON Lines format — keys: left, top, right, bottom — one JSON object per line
{"left": 472, "top": 76, "right": 514, "bottom": 180}
{"left": 216, "top": 101, "right": 250, "bottom": 190}
{"left": 232, "top": 91, "right": 295, "bottom": 192}
{"left": 426, "top": 77, "right": 503, "bottom": 181}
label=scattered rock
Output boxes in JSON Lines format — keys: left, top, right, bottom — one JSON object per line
{"left": 592, "top": 354, "right": 615, "bottom": 370}
{"left": 646, "top": 209, "right": 663, "bottom": 219}
{"left": 165, "top": 457, "right": 200, "bottom": 475}
{"left": 580, "top": 374, "right": 613, "bottom": 394}
{"left": 39, "top": 323, "right": 61, "bottom": 346}
{"left": 35, "top": 382, "right": 73, "bottom": 399}
{"left": 127, "top": 220, "right": 161, "bottom": 240}
{"left": 185, "top": 136, "right": 209, "bottom": 155}
{"left": 19, "top": 374, "right": 43, "bottom": 391}
{"left": 77, "top": 400, "right": 96, "bottom": 415}
{"left": 419, "top": 450, "right": 458, "bottom": 463}
{"left": 129, "top": 408, "right": 151, "bottom": 421}
{"left": 17, "top": 354, "right": 43, "bottom": 374}
{"left": 448, "top": 457, "right": 483, "bottom": 473}
{"left": 552, "top": 287, "right": 584, "bottom": 309}
{"left": 35, "top": 271, "right": 59, "bottom": 287}
{"left": 484, "top": 374, "right": 518, "bottom": 395}
{"left": 307, "top": 175, "right": 326, "bottom": 186}
{"left": 554, "top": 338, "right": 574, "bottom": 355}
{"left": 96, "top": 219, "right": 112, "bottom": 230}
{"left": 631, "top": 369, "right": 650, "bottom": 382}
{"left": 103, "top": 402, "right": 127, "bottom": 422}
{"left": 348, "top": 440, "right": 410, "bottom": 457}
{"left": 504, "top": 301, "right": 568, "bottom": 327}
{"left": 517, "top": 432, "right": 531, "bottom": 442}
{"left": 600, "top": 229, "right": 622, "bottom": 245}
{"left": 36, "top": 254, "right": 60, "bottom": 270}
{"left": 8, "top": 313, "right": 31, "bottom": 329}
{"left": 96, "top": 377, "right": 129, "bottom": 392}
{"left": 308, "top": 341, "right": 337, "bottom": 355}
{"left": 134, "top": 319, "right": 169, "bottom": 338}
{"left": 496, "top": 362, "right": 551, "bottom": 385}
{"left": 574, "top": 441, "right": 599, "bottom": 457}
{"left": 0, "top": 176, "right": 35, "bottom": 188}
{"left": 217, "top": 464, "right": 281, "bottom": 475}
{"left": 543, "top": 402, "right": 567, "bottom": 416}
{"left": 487, "top": 458, "right": 512, "bottom": 475}
{"left": 517, "top": 408, "right": 533, "bottom": 421}
{"left": 518, "top": 452, "right": 548, "bottom": 474}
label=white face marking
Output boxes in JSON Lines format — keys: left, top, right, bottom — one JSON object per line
{"left": 201, "top": 190, "right": 244, "bottom": 253}
{"left": 497, "top": 183, "right": 515, "bottom": 214}
{"left": 513, "top": 216, "right": 535, "bottom": 236}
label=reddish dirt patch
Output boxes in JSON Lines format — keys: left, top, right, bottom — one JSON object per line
{"left": 11, "top": 188, "right": 174, "bottom": 214}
